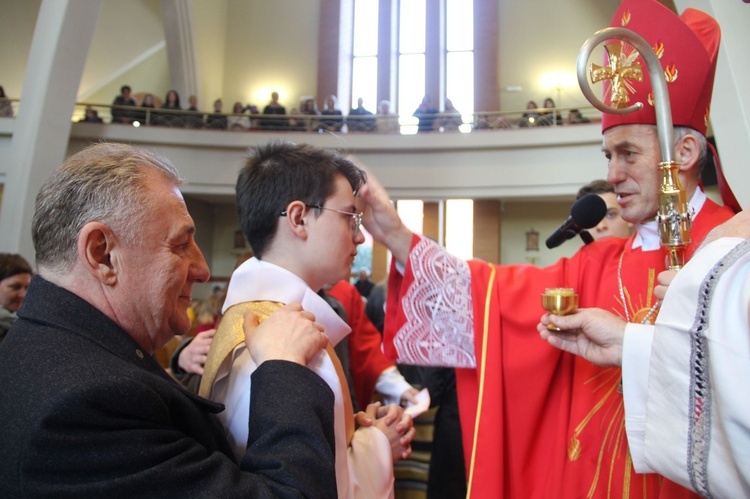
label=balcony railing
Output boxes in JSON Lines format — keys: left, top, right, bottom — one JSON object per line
{"left": 2, "top": 98, "right": 601, "bottom": 134}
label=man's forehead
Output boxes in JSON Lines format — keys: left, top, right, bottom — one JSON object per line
{"left": 602, "top": 124, "right": 657, "bottom": 147}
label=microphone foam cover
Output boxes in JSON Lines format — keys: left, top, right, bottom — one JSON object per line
{"left": 571, "top": 193, "right": 607, "bottom": 229}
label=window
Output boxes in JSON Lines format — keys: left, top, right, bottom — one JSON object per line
{"left": 350, "top": 0, "right": 474, "bottom": 126}
{"left": 446, "top": 0, "right": 474, "bottom": 128}
{"left": 351, "top": 0, "right": 379, "bottom": 113}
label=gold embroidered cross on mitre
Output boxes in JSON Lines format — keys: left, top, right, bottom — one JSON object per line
{"left": 590, "top": 43, "right": 643, "bottom": 109}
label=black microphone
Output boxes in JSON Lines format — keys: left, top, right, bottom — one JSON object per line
{"left": 545, "top": 194, "right": 607, "bottom": 249}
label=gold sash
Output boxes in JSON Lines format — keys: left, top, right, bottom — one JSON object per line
{"left": 199, "top": 301, "right": 355, "bottom": 444}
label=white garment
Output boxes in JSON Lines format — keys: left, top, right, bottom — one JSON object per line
{"left": 623, "top": 237, "right": 750, "bottom": 497}
{"left": 211, "top": 258, "right": 394, "bottom": 499}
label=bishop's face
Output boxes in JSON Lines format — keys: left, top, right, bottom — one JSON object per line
{"left": 603, "top": 124, "right": 662, "bottom": 225}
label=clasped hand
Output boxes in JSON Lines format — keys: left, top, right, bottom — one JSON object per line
{"left": 355, "top": 402, "right": 416, "bottom": 462}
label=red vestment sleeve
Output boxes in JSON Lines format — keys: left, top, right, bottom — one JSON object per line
{"left": 328, "top": 280, "right": 394, "bottom": 410}
{"left": 381, "top": 198, "right": 733, "bottom": 498}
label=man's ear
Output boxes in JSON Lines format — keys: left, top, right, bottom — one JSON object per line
{"left": 284, "top": 201, "right": 309, "bottom": 239}
{"left": 675, "top": 133, "right": 700, "bottom": 172}
{"left": 77, "top": 222, "right": 118, "bottom": 285}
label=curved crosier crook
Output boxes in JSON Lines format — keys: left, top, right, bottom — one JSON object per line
{"left": 577, "top": 27, "right": 691, "bottom": 270}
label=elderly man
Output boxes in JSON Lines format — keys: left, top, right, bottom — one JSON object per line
{"left": 358, "top": 0, "right": 734, "bottom": 497}
{"left": 0, "top": 143, "right": 336, "bottom": 497}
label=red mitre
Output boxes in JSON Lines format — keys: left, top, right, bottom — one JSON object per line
{"left": 600, "top": 0, "right": 720, "bottom": 137}
{"left": 600, "top": 0, "right": 741, "bottom": 212}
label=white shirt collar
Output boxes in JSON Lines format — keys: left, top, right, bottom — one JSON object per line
{"left": 632, "top": 188, "right": 707, "bottom": 251}
{"left": 222, "top": 257, "right": 351, "bottom": 346}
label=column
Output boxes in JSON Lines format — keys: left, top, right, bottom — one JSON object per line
{"left": 0, "top": 0, "right": 103, "bottom": 258}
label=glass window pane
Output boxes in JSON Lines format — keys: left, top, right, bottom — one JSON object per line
{"left": 353, "top": 0, "right": 379, "bottom": 56}
{"left": 351, "top": 56, "right": 378, "bottom": 112}
{"left": 446, "top": 0, "right": 473, "bottom": 52}
{"left": 446, "top": 51, "right": 474, "bottom": 117}
{"left": 399, "top": 0, "right": 425, "bottom": 54}
{"left": 398, "top": 54, "right": 425, "bottom": 119}
{"left": 446, "top": 199, "right": 473, "bottom": 259}
{"left": 397, "top": 200, "right": 424, "bottom": 235}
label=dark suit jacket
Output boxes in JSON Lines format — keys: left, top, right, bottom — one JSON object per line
{"left": 0, "top": 276, "right": 336, "bottom": 498}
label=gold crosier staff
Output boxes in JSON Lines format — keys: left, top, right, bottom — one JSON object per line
{"left": 577, "top": 27, "right": 691, "bottom": 271}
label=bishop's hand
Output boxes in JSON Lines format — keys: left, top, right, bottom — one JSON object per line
{"left": 538, "top": 308, "right": 627, "bottom": 367}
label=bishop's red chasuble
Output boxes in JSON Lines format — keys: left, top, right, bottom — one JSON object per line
{"left": 329, "top": 280, "right": 395, "bottom": 410}
{"left": 384, "top": 199, "right": 732, "bottom": 498}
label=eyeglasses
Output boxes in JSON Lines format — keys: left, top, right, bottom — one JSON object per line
{"left": 280, "top": 204, "right": 363, "bottom": 237}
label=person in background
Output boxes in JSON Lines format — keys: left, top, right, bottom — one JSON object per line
{"left": 133, "top": 93, "right": 156, "bottom": 126}
{"left": 300, "top": 97, "right": 321, "bottom": 131}
{"left": 78, "top": 105, "right": 103, "bottom": 123}
{"left": 576, "top": 179, "right": 634, "bottom": 240}
{"left": 184, "top": 94, "right": 203, "bottom": 128}
{"left": 354, "top": 268, "right": 375, "bottom": 298}
{"left": 519, "top": 100, "right": 540, "bottom": 128}
{"left": 326, "top": 279, "right": 419, "bottom": 411}
{"left": 0, "top": 253, "right": 33, "bottom": 346}
{"left": 111, "top": 84, "right": 137, "bottom": 124}
{"left": 568, "top": 108, "right": 591, "bottom": 124}
{"left": 0, "top": 142, "right": 337, "bottom": 496}
{"left": 206, "top": 98, "right": 227, "bottom": 129}
{"left": 321, "top": 95, "right": 345, "bottom": 132}
{"left": 155, "top": 89, "right": 182, "bottom": 127}
{"left": 228, "top": 101, "right": 251, "bottom": 130}
{"left": 413, "top": 95, "right": 438, "bottom": 133}
{"left": 350, "top": 97, "right": 376, "bottom": 132}
{"left": 376, "top": 100, "right": 400, "bottom": 133}
{"left": 260, "top": 91, "right": 287, "bottom": 130}
{"left": 436, "top": 98, "right": 463, "bottom": 132}
{"left": 539, "top": 97, "right": 563, "bottom": 126}
{"left": 0, "top": 86, "right": 14, "bottom": 117}
{"left": 200, "top": 141, "right": 415, "bottom": 498}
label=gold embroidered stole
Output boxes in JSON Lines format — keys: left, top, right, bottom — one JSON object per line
{"left": 199, "top": 301, "right": 355, "bottom": 443}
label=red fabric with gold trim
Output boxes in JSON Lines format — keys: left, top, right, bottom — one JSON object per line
{"left": 328, "top": 280, "right": 394, "bottom": 410}
{"left": 383, "top": 200, "right": 733, "bottom": 497}
{"left": 600, "top": 0, "right": 720, "bottom": 136}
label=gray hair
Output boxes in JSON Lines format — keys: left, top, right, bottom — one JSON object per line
{"left": 32, "top": 143, "right": 181, "bottom": 273}
{"left": 673, "top": 126, "right": 708, "bottom": 175}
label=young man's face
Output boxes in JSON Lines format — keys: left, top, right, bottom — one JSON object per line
{"left": 590, "top": 191, "right": 633, "bottom": 240}
{"left": 304, "top": 174, "right": 365, "bottom": 291}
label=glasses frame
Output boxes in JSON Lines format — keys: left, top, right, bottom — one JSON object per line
{"left": 280, "top": 203, "right": 363, "bottom": 237}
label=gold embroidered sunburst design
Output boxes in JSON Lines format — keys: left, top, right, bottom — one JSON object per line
{"left": 566, "top": 273, "right": 658, "bottom": 496}
{"left": 590, "top": 42, "right": 643, "bottom": 109}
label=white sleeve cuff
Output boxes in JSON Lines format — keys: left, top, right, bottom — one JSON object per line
{"left": 375, "top": 366, "right": 413, "bottom": 406}
{"left": 622, "top": 323, "right": 656, "bottom": 473}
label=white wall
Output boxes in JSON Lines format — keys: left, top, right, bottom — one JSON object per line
{"left": 222, "top": 0, "right": 321, "bottom": 110}
{"left": 497, "top": 0, "right": 620, "bottom": 111}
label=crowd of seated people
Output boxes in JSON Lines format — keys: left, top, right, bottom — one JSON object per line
{"left": 90, "top": 84, "right": 594, "bottom": 133}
